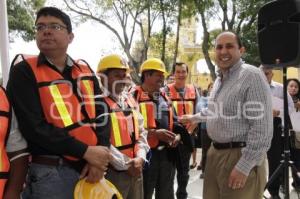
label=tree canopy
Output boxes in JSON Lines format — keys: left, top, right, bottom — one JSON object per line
{"left": 7, "top": 0, "right": 45, "bottom": 41}
{"left": 8, "top": 0, "right": 273, "bottom": 80}
{"left": 194, "top": 0, "right": 272, "bottom": 79}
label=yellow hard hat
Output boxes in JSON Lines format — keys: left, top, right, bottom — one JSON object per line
{"left": 140, "top": 58, "right": 167, "bottom": 74}
{"left": 97, "top": 54, "right": 129, "bottom": 73}
{"left": 74, "top": 178, "right": 123, "bottom": 199}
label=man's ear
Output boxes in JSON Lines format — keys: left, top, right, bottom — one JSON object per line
{"left": 68, "top": 32, "right": 74, "bottom": 44}
{"left": 239, "top": 46, "right": 245, "bottom": 54}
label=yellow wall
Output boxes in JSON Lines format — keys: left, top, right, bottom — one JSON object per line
{"left": 190, "top": 73, "right": 212, "bottom": 90}
{"left": 273, "top": 67, "right": 300, "bottom": 83}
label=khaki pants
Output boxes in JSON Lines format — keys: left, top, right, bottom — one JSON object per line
{"left": 203, "top": 146, "right": 266, "bottom": 199}
{"left": 106, "top": 168, "right": 143, "bottom": 199}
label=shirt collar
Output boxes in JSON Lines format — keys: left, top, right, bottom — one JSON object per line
{"left": 217, "top": 59, "right": 243, "bottom": 80}
{"left": 270, "top": 80, "right": 276, "bottom": 88}
{"left": 37, "top": 53, "right": 78, "bottom": 69}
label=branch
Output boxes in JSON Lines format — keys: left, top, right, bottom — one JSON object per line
{"left": 63, "top": 0, "right": 126, "bottom": 50}
{"left": 228, "top": 0, "right": 236, "bottom": 30}
{"left": 112, "top": 1, "right": 125, "bottom": 28}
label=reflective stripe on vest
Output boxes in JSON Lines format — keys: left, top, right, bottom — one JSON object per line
{"left": 172, "top": 101, "right": 194, "bottom": 116}
{"left": 81, "top": 79, "right": 96, "bottom": 118}
{"left": 0, "top": 87, "right": 11, "bottom": 199}
{"left": 167, "top": 84, "right": 196, "bottom": 117}
{"left": 134, "top": 86, "right": 174, "bottom": 148}
{"left": 140, "top": 102, "right": 156, "bottom": 129}
{"left": 104, "top": 97, "right": 140, "bottom": 158}
{"left": 22, "top": 55, "right": 97, "bottom": 160}
{"left": 110, "top": 112, "right": 122, "bottom": 147}
{"left": 49, "top": 85, "right": 73, "bottom": 126}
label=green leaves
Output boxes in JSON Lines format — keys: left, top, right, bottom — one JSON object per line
{"left": 7, "top": 0, "right": 45, "bottom": 41}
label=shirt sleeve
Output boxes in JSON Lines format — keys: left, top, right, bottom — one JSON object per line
{"left": 135, "top": 111, "right": 150, "bottom": 161}
{"left": 7, "top": 61, "right": 88, "bottom": 158}
{"left": 194, "top": 87, "right": 202, "bottom": 113}
{"left": 235, "top": 71, "right": 273, "bottom": 176}
{"left": 5, "top": 109, "right": 27, "bottom": 153}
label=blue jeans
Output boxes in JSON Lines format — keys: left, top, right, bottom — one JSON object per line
{"left": 22, "top": 163, "right": 80, "bottom": 199}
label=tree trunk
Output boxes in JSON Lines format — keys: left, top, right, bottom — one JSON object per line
{"left": 173, "top": 0, "right": 182, "bottom": 64}
{"left": 195, "top": 0, "right": 216, "bottom": 80}
{"left": 160, "top": 0, "right": 167, "bottom": 63}
{"left": 200, "top": 12, "right": 216, "bottom": 80}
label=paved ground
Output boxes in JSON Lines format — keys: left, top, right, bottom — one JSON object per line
{"left": 172, "top": 149, "right": 300, "bottom": 199}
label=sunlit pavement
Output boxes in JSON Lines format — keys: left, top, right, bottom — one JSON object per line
{"left": 152, "top": 149, "right": 203, "bottom": 199}
{"left": 176, "top": 149, "right": 300, "bottom": 199}
{"left": 151, "top": 149, "right": 300, "bottom": 199}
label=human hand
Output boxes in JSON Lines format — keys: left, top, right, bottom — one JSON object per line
{"left": 3, "top": 191, "right": 20, "bottom": 199}
{"left": 228, "top": 168, "right": 248, "bottom": 190}
{"left": 272, "top": 109, "right": 280, "bottom": 117}
{"left": 295, "top": 101, "right": 300, "bottom": 109}
{"left": 170, "top": 134, "right": 181, "bottom": 147}
{"left": 80, "top": 164, "right": 105, "bottom": 183}
{"left": 126, "top": 157, "right": 144, "bottom": 177}
{"left": 155, "top": 129, "right": 176, "bottom": 144}
{"left": 179, "top": 114, "right": 196, "bottom": 126}
{"left": 83, "top": 146, "right": 112, "bottom": 171}
{"left": 186, "top": 123, "right": 198, "bottom": 134}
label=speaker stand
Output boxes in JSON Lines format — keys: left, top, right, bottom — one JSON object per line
{"left": 264, "top": 67, "right": 299, "bottom": 199}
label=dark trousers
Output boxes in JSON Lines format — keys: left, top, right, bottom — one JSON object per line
{"left": 175, "top": 144, "right": 192, "bottom": 199}
{"left": 201, "top": 128, "right": 212, "bottom": 172}
{"left": 143, "top": 148, "right": 175, "bottom": 199}
{"left": 267, "top": 117, "right": 283, "bottom": 196}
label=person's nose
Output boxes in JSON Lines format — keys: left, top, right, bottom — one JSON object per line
{"left": 42, "top": 26, "right": 54, "bottom": 35}
{"left": 220, "top": 46, "right": 228, "bottom": 54}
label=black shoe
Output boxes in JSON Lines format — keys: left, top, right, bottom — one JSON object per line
{"left": 279, "top": 185, "right": 285, "bottom": 194}
{"left": 197, "top": 165, "right": 202, "bottom": 170}
{"left": 269, "top": 195, "right": 281, "bottom": 199}
{"left": 190, "top": 162, "right": 197, "bottom": 169}
{"left": 199, "top": 173, "right": 204, "bottom": 179}
{"left": 292, "top": 182, "right": 300, "bottom": 192}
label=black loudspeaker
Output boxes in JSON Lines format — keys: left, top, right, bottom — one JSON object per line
{"left": 258, "top": 0, "right": 300, "bottom": 67}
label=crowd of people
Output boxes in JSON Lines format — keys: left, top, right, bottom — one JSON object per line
{"left": 1, "top": 6, "right": 300, "bottom": 199}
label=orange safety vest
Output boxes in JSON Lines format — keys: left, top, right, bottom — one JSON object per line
{"left": 0, "top": 86, "right": 11, "bottom": 198}
{"left": 18, "top": 55, "right": 98, "bottom": 160}
{"left": 167, "top": 84, "right": 196, "bottom": 117}
{"left": 133, "top": 86, "right": 173, "bottom": 148}
{"left": 103, "top": 96, "right": 140, "bottom": 158}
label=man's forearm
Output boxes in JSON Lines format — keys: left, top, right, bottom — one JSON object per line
{"left": 4, "top": 150, "right": 29, "bottom": 199}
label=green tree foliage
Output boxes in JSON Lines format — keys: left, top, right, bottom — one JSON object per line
{"left": 148, "top": 31, "right": 176, "bottom": 72}
{"left": 63, "top": 0, "right": 149, "bottom": 69}
{"left": 7, "top": 0, "right": 45, "bottom": 41}
{"left": 62, "top": 0, "right": 272, "bottom": 80}
{"left": 194, "top": 0, "right": 272, "bottom": 79}
{"left": 63, "top": 0, "right": 181, "bottom": 76}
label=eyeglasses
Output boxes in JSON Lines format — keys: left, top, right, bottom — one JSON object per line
{"left": 35, "top": 23, "right": 67, "bottom": 32}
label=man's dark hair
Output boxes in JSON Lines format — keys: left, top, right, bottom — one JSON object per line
{"left": 234, "top": 33, "right": 243, "bottom": 49}
{"left": 141, "top": 70, "right": 155, "bottom": 83}
{"left": 35, "top": 7, "right": 72, "bottom": 33}
{"left": 171, "top": 62, "right": 189, "bottom": 74}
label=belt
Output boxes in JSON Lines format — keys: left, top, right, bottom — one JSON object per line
{"left": 31, "top": 155, "right": 69, "bottom": 166}
{"left": 212, "top": 141, "right": 246, "bottom": 150}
